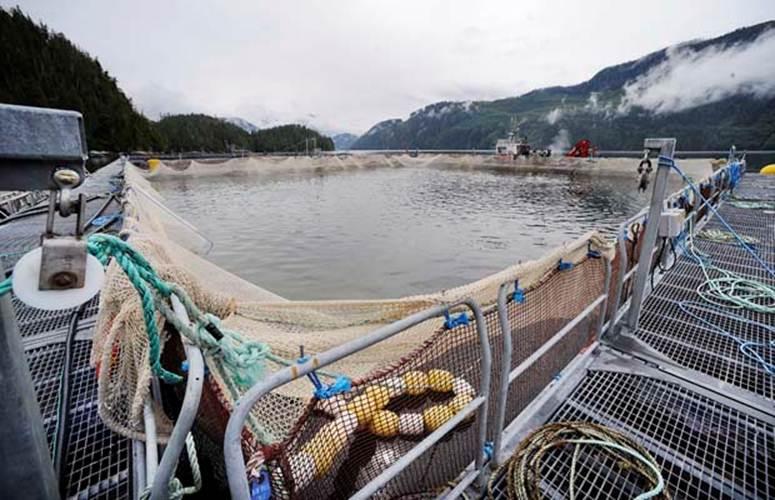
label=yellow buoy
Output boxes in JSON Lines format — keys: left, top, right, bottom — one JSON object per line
{"left": 402, "top": 371, "right": 429, "bottom": 396}
{"left": 449, "top": 393, "right": 473, "bottom": 414}
{"left": 427, "top": 369, "right": 454, "bottom": 392}
{"left": 147, "top": 158, "right": 161, "bottom": 174}
{"left": 346, "top": 394, "right": 381, "bottom": 425}
{"left": 370, "top": 410, "right": 400, "bottom": 437}
{"left": 423, "top": 405, "right": 454, "bottom": 431}
{"left": 364, "top": 385, "right": 391, "bottom": 409}
{"left": 760, "top": 164, "right": 775, "bottom": 175}
{"left": 303, "top": 415, "right": 354, "bottom": 476}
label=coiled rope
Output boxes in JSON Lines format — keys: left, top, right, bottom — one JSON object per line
{"left": 487, "top": 422, "right": 669, "bottom": 500}
{"left": 666, "top": 159, "right": 775, "bottom": 374}
{"left": 697, "top": 228, "right": 758, "bottom": 246}
{"left": 681, "top": 228, "right": 775, "bottom": 314}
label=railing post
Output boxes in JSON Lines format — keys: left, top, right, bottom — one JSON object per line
{"left": 626, "top": 138, "right": 676, "bottom": 331}
{"left": 491, "top": 283, "right": 513, "bottom": 466}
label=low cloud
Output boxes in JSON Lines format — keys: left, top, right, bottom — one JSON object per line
{"left": 545, "top": 107, "right": 563, "bottom": 124}
{"left": 619, "top": 28, "right": 775, "bottom": 114}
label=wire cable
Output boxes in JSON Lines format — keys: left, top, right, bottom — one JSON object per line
{"left": 52, "top": 302, "right": 87, "bottom": 496}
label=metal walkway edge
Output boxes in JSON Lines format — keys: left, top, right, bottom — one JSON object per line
{"left": 1, "top": 160, "right": 132, "bottom": 500}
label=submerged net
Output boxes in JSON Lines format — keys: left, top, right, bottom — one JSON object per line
{"left": 90, "top": 156, "right": 717, "bottom": 496}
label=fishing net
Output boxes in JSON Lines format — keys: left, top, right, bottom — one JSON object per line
{"left": 90, "top": 156, "right": 714, "bottom": 496}
{"left": 144, "top": 155, "right": 713, "bottom": 180}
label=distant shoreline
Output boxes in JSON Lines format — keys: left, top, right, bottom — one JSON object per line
{"left": 143, "top": 154, "right": 714, "bottom": 181}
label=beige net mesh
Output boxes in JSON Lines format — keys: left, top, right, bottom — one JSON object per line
{"left": 91, "top": 155, "right": 726, "bottom": 496}
{"left": 91, "top": 161, "right": 616, "bottom": 445}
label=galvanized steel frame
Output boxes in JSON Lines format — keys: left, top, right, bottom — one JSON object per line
{"left": 223, "top": 299, "right": 492, "bottom": 500}
{"left": 491, "top": 257, "right": 611, "bottom": 464}
{"left": 607, "top": 159, "right": 740, "bottom": 336}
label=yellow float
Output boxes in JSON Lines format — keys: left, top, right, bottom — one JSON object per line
{"left": 147, "top": 158, "right": 161, "bottom": 174}
{"left": 760, "top": 164, "right": 775, "bottom": 175}
{"left": 288, "top": 369, "right": 477, "bottom": 489}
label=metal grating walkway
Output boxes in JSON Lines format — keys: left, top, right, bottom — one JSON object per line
{"left": 489, "top": 368, "right": 775, "bottom": 499}
{"left": 632, "top": 174, "right": 775, "bottom": 401}
{"left": 2, "top": 160, "right": 132, "bottom": 500}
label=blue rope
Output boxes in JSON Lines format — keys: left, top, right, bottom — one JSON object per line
{"left": 665, "top": 158, "right": 774, "bottom": 375}
{"left": 676, "top": 301, "right": 775, "bottom": 375}
{"left": 664, "top": 157, "right": 775, "bottom": 279}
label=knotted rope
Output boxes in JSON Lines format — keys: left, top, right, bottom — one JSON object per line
{"left": 87, "top": 233, "right": 278, "bottom": 387}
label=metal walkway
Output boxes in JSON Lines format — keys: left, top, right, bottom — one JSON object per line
{"left": 1, "top": 160, "right": 131, "bottom": 500}
{"left": 490, "top": 174, "right": 775, "bottom": 499}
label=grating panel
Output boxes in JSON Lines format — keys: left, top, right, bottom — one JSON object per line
{"left": 13, "top": 294, "right": 101, "bottom": 339}
{"left": 630, "top": 176, "right": 774, "bottom": 401}
{"left": 490, "top": 370, "right": 774, "bottom": 500}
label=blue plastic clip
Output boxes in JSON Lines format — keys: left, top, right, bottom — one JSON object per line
{"left": 250, "top": 469, "right": 272, "bottom": 500}
{"left": 512, "top": 280, "right": 525, "bottom": 303}
{"left": 298, "top": 354, "right": 325, "bottom": 395}
{"left": 180, "top": 360, "right": 209, "bottom": 376}
{"left": 314, "top": 375, "right": 352, "bottom": 400}
{"left": 557, "top": 260, "right": 573, "bottom": 271}
{"left": 443, "top": 310, "right": 469, "bottom": 330}
{"left": 586, "top": 242, "right": 601, "bottom": 259}
{"left": 483, "top": 441, "right": 495, "bottom": 461}
{"left": 89, "top": 213, "right": 122, "bottom": 228}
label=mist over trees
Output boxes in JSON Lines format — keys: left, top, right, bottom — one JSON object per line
{"left": 0, "top": 7, "right": 334, "bottom": 154}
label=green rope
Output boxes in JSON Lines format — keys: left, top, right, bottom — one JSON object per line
{"left": 697, "top": 229, "right": 758, "bottom": 245}
{"left": 729, "top": 200, "right": 775, "bottom": 210}
{"left": 139, "top": 433, "right": 202, "bottom": 500}
{"left": 684, "top": 222, "right": 775, "bottom": 314}
{"left": 0, "top": 276, "right": 11, "bottom": 296}
{"left": 86, "top": 233, "right": 274, "bottom": 387}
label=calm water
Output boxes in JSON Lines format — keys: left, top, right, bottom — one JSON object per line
{"left": 154, "top": 166, "right": 662, "bottom": 300}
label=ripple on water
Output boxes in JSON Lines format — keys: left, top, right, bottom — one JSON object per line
{"left": 154, "top": 166, "right": 671, "bottom": 299}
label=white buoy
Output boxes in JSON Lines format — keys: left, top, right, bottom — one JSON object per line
{"left": 12, "top": 247, "right": 104, "bottom": 310}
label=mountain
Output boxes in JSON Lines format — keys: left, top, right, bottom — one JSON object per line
{"left": 332, "top": 133, "right": 358, "bottom": 150}
{"left": 156, "top": 115, "right": 335, "bottom": 153}
{"left": 352, "top": 21, "right": 775, "bottom": 151}
{"left": 156, "top": 114, "right": 252, "bottom": 152}
{"left": 0, "top": 7, "right": 161, "bottom": 151}
{"left": 0, "top": 6, "right": 335, "bottom": 154}
{"left": 222, "top": 116, "right": 259, "bottom": 133}
{"left": 252, "top": 124, "right": 335, "bottom": 152}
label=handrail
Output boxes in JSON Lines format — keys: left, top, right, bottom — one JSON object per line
{"left": 149, "top": 295, "right": 205, "bottom": 500}
{"left": 223, "top": 299, "right": 492, "bottom": 500}
{"left": 608, "top": 160, "right": 738, "bottom": 334}
{"left": 491, "top": 256, "right": 611, "bottom": 464}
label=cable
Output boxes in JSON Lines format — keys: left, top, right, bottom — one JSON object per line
{"left": 666, "top": 158, "right": 775, "bottom": 279}
{"left": 53, "top": 302, "right": 87, "bottom": 496}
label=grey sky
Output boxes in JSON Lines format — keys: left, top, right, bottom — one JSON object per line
{"left": 7, "top": 0, "right": 775, "bottom": 134}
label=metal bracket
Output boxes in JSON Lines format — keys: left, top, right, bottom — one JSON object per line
{"left": 38, "top": 190, "right": 88, "bottom": 290}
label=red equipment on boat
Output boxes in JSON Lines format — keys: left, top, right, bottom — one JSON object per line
{"left": 566, "top": 139, "right": 595, "bottom": 158}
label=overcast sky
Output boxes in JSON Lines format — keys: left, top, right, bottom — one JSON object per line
{"left": 7, "top": 0, "right": 775, "bottom": 134}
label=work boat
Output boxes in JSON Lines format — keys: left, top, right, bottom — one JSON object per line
{"left": 1, "top": 103, "right": 773, "bottom": 500}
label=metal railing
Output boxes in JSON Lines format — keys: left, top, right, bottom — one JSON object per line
{"left": 607, "top": 159, "right": 741, "bottom": 334}
{"left": 491, "top": 258, "right": 611, "bottom": 464}
{"left": 223, "top": 299, "right": 492, "bottom": 500}
{"left": 133, "top": 294, "right": 206, "bottom": 500}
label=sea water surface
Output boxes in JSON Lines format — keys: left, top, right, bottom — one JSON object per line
{"left": 153, "top": 165, "right": 674, "bottom": 300}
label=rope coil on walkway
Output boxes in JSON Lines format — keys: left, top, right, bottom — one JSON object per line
{"left": 487, "top": 422, "right": 669, "bottom": 500}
